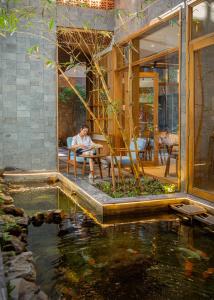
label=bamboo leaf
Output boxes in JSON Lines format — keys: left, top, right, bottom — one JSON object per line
{"left": 45, "top": 59, "right": 54, "bottom": 68}
{"left": 27, "top": 45, "right": 39, "bottom": 55}
{"left": 49, "top": 18, "right": 54, "bottom": 30}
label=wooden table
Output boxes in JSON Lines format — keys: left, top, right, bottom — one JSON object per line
{"left": 79, "top": 153, "right": 106, "bottom": 179}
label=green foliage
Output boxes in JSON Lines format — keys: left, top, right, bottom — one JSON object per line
{"left": 7, "top": 281, "right": 15, "bottom": 300}
{"left": 45, "top": 58, "right": 55, "bottom": 68}
{"left": 100, "top": 181, "right": 111, "bottom": 194}
{"left": 59, "top": 86, "right": 86, "bottom": 103}
{"left": 143, "top": 178, "right": 165, "bottom": 195}
{"left": 0, "top": 231, "right": 11, "bottom": 247}
{"left": 48, "top": 17, "right": 55, "bottom": 30}
{"left": 27, "top": 44, "right": 40, "bottom": 55}
{"left": 3, "top": 222, "right": 20, "bottom": 233}
{"left": 0, "top": 7, "right": 18, "bottom": 36}
{"left": 0, "top": 1, "right": 36, "bottom": 37}
{"left": 97, "top": 177, "right": 177, "bottom": 198}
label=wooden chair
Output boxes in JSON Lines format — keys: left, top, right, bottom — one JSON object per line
{"left": 164, "top": 144, "right": 179, "bottom": 177}
{"left": 66, "top": 137, "right": 102, "bottom": 177}
{"left": 105, "top": 138, "right": 147, "bottom": 178}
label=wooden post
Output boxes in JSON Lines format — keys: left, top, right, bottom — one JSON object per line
{"left": 110, "top": 155, "right": 116, "bottom": 191}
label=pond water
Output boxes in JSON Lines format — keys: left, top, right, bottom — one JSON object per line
{"left": 12, "top": 187, "right": 214, "bottom": 300}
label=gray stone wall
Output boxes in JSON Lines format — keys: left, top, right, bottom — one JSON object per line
{"left": 0, "top": 1, "right": 115, "bottom": 172}
{"left": 57, "top": 5, "right": 115, "bottom": 31}
{"left": 0, "top": 0, "right": 57, "bottom": 171}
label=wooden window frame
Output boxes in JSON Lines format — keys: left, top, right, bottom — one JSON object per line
{"left": 187, "top": 0, "right": 214, "bottom": 201}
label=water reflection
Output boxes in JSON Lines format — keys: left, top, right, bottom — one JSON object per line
{"left": 12, "top": 188, "right": 214, "bottom": 300}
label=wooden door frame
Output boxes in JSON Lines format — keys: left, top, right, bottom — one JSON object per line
{"left": 139, "top": 72, "right": 159, "bottom": 164}
{"left": 188, "top": 33, "right": 214, "bottom": 201}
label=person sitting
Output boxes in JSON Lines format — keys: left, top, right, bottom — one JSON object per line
{"left": 71, "top": 124, "right": 96, "bottom": 179}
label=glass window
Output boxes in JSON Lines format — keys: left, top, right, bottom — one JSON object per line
{"left": 193, "top": 44, "right": 214, "bottom": 194}
{"left": 139, "top": 51, "right": 179, "bottom": 179}
{"left": 141, "top": 52, "right": 179, "bottom": 133}
{"left": 137, "top": 17, "right": 179, "bottom": 60}
{"left": 192, "top": 0, "right": 214, "bottom": 39}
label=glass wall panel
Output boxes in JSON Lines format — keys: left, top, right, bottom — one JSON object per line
{"left": 139, "top": 51, "right": 179, "bottom": 181}
{"left": 137, "top": 17, "right": 179, "bottom": 60}
{"left": 192, "top": 0, "right": 214, "bottom": 39}
{"left": 139, "top": 77, "right": 155, "bottom": 135}
{"left": 193, "top": 44, "right": 214, "bottom": 194}
{"left": 141, "top": 52, "right": 179, "bottom": 134}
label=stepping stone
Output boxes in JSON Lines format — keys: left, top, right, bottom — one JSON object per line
{"left": 170, "top": 204, "right": 206, "bottom": 216}
{"left": 194, "top": 213, "right": 214, "bottom": 226}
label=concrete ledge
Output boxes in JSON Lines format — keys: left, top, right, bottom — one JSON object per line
{"left": 4, "top": 171, "right": 214, "bottom": 221}
{"left": 3, "top": 171, "right": 58, "bottom": 183}
{"left": 57, "top": 174, "right": 214, "bottom": 218}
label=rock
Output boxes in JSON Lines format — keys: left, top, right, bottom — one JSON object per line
{"left": 7, "top": 225, "right": 22, "bottom": 237}
{"left": 32, "top": 290, "right": 48, "bottom": 300}
{"left": 3, "top": 206, "right": 24, "bottom": 217}
{"left": 58, "top": 219, "right": 76, "bottom": 236}
{"left": 53, "top": 209, "right": 65, "bottom": 223}
{"left": 6, "top": 236, "right": 26, "bottom": 254}
{"left": 31, "top": 213, "right": 45, "bottom": 227}
{"left": 47, "top": 175, "right": 58, "bottom": 184}
{"left": 32, "top": 212, "right": 45, "bottom": 221}
{"left": 0, "top": 214, "right": 16, "bottom": 225}
{"left": 6, "top": 252, "right": 36, "bottom": 282}
{"left": 20, "top": 233, "right": 28, "bottom": 243}
{"left": 15, "top": 217, "right": 29, "bottom": 227}
{"left": 44, "top": 210, "right": 54, "bottom": 223}
{"left": 0, "top": 184, "right": 9, "bottom": 194}
{"left": 2, "top": 251, "right": 16, "bottom": 263}
{"left": 10, "top": 278, "right": 48, "bottom": 300}
{"left": 0, "top": 194, "right": 14, "bottom": 205}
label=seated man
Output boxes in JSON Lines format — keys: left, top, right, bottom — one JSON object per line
{"left": 71, "top": 124, "right": 96, "bottom": 179}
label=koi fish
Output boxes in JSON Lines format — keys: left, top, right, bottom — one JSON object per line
{"left": 203, "top": 268, "right": 214, "bottom": 279}
{"left": 81, "top": 250, "right": 96, "bottom": 266}
{"left": 127, "top": 248, "right": 139, "bottom": 255}
{"left": 184, "top": 260, "right": 193, "bottom": 277}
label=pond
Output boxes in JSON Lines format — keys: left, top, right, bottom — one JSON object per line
{"left": 12, "top": 186, "right": 214, "bottom": 300}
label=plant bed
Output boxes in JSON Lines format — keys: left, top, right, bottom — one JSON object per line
{"left": 96, "top": 177, "right": 177, "bottom": 198}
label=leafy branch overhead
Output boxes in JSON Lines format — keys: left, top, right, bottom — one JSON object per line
{"left": 0, "top": 0, "right": 36, "bottom": 36}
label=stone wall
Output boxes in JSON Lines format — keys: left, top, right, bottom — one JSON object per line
{"left": 57, "top": 5, "right": 115, "bottom": 31}
{"left": 0, "top": 0, "right": 116, "bottom": 172}
{"left": 0, "top": 0, "right": 57, "bottom": 171}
